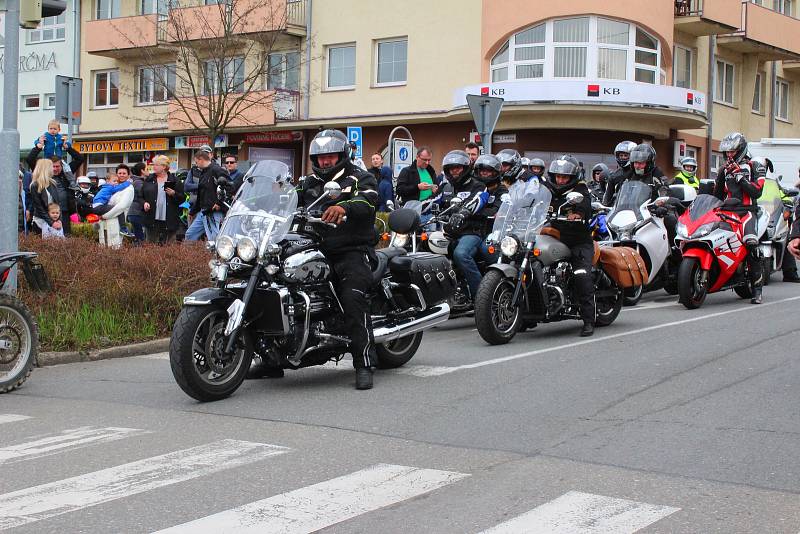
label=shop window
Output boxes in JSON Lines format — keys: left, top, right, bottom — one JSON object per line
{"left": 21, "top": 95, "right": 40, "bottom": 111}
{"left": 375, "top": 38, "right": 408, "bottom": 86}
{"left": 28, "top": 12, "right": 66, "bottom": 44}
{"left": 714, "top": 60, "right": 735, "bottom": 105}
{"left": 94, "top": 70, "right": 119, "bottom": 108}
{"left": 267, "top": 51, "right": 300, "bottom": 91}
{"left": 776, "top": 79, "right": 790, "bottom": 121}
{"left": 326, "top": 44, "right": 355, "bottom": 89}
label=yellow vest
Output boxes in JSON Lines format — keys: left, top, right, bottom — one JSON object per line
{"left": 674, "top": 171, "right": 700, "bottom": 189}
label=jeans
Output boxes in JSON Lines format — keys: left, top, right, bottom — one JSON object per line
{"left": 452, "top": 234, "right": 484, "bottom": 300}
{"left": 185, "top": 211, "right": 224, "bottom": 241}
{"left": 127, "top": 214, "right": 146, "bottom": 242}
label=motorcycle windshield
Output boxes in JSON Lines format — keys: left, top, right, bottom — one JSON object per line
{"left": 488, "top": 180, "right": 552, "bottom": 243}
{"left": 687, "top": 194, "right": 722, "bottom": 222}
{"left": 218, "top": 160, "right": 298, "bottom": 247}
{"left": 759, "top": 179, "right": 785, "bottom": 208}
{"left": 608, "top": 181, "right": 652, "bottom": 228}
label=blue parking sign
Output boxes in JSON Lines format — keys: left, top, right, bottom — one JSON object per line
{"left": 346, "top": 126, "right": 363, "bottom": 158}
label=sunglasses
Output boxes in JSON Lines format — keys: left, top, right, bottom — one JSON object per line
{"left": 225, "top": 161, "right": 236, "bottom": 164}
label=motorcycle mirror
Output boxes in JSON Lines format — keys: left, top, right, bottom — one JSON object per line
{"left": 324, "top": 181, "right": 342, "bottom": 199}
{"left": 385, "top": 199, "right": 395, "bottom": 210}
{"left": 786, "top": 188, "right": 799, "bottom": 197}
{"left": 655, "top": 196, "right": 672, "bottom": 205}
{"left": 566, "top": 192, "right": 584, "bottom": 205}
{"left": 500, "top": 193, "right": 511, "bottom": 203}
{"left": 591, "top": 201, "right": 608, "bottom": 212}
{"left": 450, "top": 197, "right": 463, "bottom": 207}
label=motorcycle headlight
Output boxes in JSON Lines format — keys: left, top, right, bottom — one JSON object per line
{"left": 237, "top": 237, "right": 258, "bottom": 262}
{"left": 217, "top": 235, "right": 236, "bottom": 261}
{"left": 500, "top": 236, "right": 519, "bottom": 257}
{"left": 691, "top": 222, "right": 718, "bottom": 238}
{"left": 676, "top": 222, "right": 688, "bottom": 238}
{"left": 393, "top": 233, "right": 409, "bottom": 248}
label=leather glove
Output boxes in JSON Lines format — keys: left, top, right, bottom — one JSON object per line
{"left": 444, "top": 209, "right": 470, "bottom": 236}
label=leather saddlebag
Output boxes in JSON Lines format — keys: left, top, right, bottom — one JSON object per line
{"left": 389, "top": 253, "right": 456, "bottom": 306}
{"left": 598, "top": 246, "right": 649, "bottom": 288}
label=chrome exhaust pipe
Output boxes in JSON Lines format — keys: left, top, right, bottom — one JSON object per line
{"left": 373, "top": 303, "right": 450, "bottom": 344}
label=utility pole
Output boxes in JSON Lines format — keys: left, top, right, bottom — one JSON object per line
{"left": 0, "top": 0, "right": 21, "bottom": 293}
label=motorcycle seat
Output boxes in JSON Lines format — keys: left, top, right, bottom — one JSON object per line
{"left": 372, "top": 247, "right": 407, "bottom": 284}
{"left": 388, "top": 209, "right": 421, "bottom": 234}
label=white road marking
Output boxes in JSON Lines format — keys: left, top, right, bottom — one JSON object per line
{"left": 621, "top": 301, "right": 680, "bottom": 312}
{"left": 0, "top": 415, "right": 31, "bottom": 425}
{"left": 409, "top": 295, "right": 800, "bottom": 377}
{"left": 480, "top": 490, "right": 679, "bottom": 534}
{"left": 0, "top": 427, "right": 148, "bottom": 465}
{"left": 0, "top": 439, "right": 290, "bottom": 530}
{"left": 136, "top": 353, "right": 169, "bottom": 360}
{"left": 153, "top": 463, "right": 469, "bottom": 534}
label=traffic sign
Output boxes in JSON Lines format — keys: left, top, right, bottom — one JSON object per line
{"left": 346, "top": 126, "right": 363, "bottom": 158}
{"left": 392, "top": 138, "right": 413, "bottom": 178}
{"left": 55, "top": 75, "right": 82, "bottom": 126}
{"left": 466, "top": 94, "right": 503, "bottom": 154}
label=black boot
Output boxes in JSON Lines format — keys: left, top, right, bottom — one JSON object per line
{"left": 580, "top": 321, "right": 594, "bottom": 337}
{"left": 750, "top": 285, "right": 763, "bottom": 305}
{"left": 783, "top": 273, "right": 800, "bottom": 283}
{"left": 355, "top": 368, "right": 374, "bottom": 390}
{"left": 246, "top": 358, "right": 285, "bottom": 379}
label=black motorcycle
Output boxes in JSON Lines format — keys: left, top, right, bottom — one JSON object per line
{"left": 0, "top": 252, "right": 45, "bottom": 393}
{"left": 474, "top": 181, "right": 623, "bottom": 345}
{"left": 170, "top": 161, "right": 454, "bottom": 401}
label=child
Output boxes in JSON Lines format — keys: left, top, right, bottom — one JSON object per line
{"left": 90, "top": 172, "right": 131, "bottom": 214}
{"left": 41, "top": 203, "right": 65, "bottom": 240}
{"left": 35, "top": 120, "right": 69, "bottom": 159}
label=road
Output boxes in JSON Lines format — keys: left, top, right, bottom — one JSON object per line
{"left": 2, "top": 283, "right": 800, "bottom": 533}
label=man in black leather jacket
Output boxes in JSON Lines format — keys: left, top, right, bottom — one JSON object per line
{"left": 185, "top": 150, "right": 232, "bottom": 241}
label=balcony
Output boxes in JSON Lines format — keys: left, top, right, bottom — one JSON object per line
{"left": 167, "top": 90, "right": 278, "bottom": 132}
{"left": 717, "top": 1, "right": 800, "bottom": 60}
{"left": 85, "top": 15, "right": 159, "bottom": 58}
{"left": 673, "top": 0, "right": 741, "bottom": 36}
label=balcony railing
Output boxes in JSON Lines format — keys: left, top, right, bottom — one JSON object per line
{"left": 274, "top": 89, "right": 301, "bottom": 121}
{"left": 286, "top": 0, "right": 305, "bottom": 27}
{"left": 675, "top": 0, "right": 702, "bottom": 16}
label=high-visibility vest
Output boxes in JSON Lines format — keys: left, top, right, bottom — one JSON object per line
{"left": 674, "top": 171, "right": 700, "bottom": 189}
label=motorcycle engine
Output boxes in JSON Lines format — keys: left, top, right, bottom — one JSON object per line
{"left": 543, "top": 261, "right": 572, "bottom": 316}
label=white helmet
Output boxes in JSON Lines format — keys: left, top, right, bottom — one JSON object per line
{"left": 98, "top": 178, "right": 107, "bottom": 187}
{"left": 77, "top": 176, "right": 91, "bottom": 185}
{"left": 427, "top": 231, "right": 450, "bottom": 255}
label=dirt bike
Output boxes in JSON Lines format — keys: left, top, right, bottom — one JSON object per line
{"left": 170, "top": 161, "right": 453, "bottom": 402}
{"left": 474, "top": 181, "right": 625, "bottom": 345}
{"left": 0, "top": 252, "right": 45, "bottom": 393}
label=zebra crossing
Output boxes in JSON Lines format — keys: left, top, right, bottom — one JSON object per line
{"left": 0, "top": 412, "right": 682, "bottom": 533}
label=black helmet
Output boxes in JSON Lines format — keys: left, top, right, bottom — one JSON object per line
{"left": 719, "top": 132, "right": 748, "bottom": 164}
{"left": 629, "top": 144, "right": 656, "bottom": 177}
{"left": 474, "top": 154, "right": 502, "bottom": 186}
{"left": 529, "top": 157, "right": 546, "bottom": 176}
{"left": 309, "top": 129, "right": 349, "bottom": 179}
{"left": 614, "top": 140, "right": 638, "bottom": 168}
{"left": 547, "top": 157, "right": 579, "bottom": 194}
{"left": 442, "top": 150, "right": 472, "bottom": 185}
{"left": 591, "top": 162, "right": 610, "bottom": 183}
{"left": 496, "top": 149, "right": 522, "bottom": 180}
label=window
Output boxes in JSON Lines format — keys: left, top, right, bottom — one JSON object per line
{"left": 96, "top": 0, "right": 120, "bottom": 19}
{"left": 0, "top": 12, "right": 5, "bottom": 48}
{"left": 44, "top": 93, "right": 56, "bottom": 109}
{"left": 673, "top": 45, "right": 693, "bottom": 89}
{"left": 685, "top": 146, "right": 699, "bottom": 161}
{"left": 204, "top": 57, "right": 244, "bottom": 94}
{"left": 776, "top": 79, "right": 790, "bottom": 121}
{"left": 267, "top": 51, "right": 300, "bottom": 91}
{"left": 141, "top": 0, "right": 174, "bottom": 16}
{"left": 714, "top": 60, "right": 735, "bottom": 105}
{"left": 710, "top": 151, "right": 723, "bottom": 178}
{"left": 752, "top": 72, "right": 765, "bottom": 113}
{"left": 326, "top": 44, "right": 356, "bottom": 89}
{"left": 94, "top": 70, "right": 119, "bottom": 108}
{"left": 774, "top": 0, "right": 792, "bottom": 14}
{"left": 21, "top": 95, "right": 40, "bottom": 111}
{"left": 28, "top": 12, "right": 66, "bottom": 43}
{"left": 376, "top": 38, "right": 408, "bottom": 86}
{"left": 138, "top": 65, "right": 176, "bottom": 104}
{"left": 490, "top": 16, "right": 661, "bottom": 84}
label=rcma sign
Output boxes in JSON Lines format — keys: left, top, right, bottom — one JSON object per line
{"left": 0, "top": 52, "right": 58, "bottom": 74}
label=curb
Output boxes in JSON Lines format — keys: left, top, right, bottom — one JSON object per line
{"left": 37, "top": 338, "right": 170, "bottom": 367}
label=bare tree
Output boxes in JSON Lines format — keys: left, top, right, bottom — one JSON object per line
{"left": 113, "top": 0, "right": 313, "bottom": 139}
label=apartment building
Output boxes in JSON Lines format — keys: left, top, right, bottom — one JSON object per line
{"left": 76, "top": 0, "right": 800, "bottom": 178}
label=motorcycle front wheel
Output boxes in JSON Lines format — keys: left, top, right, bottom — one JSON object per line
{"left": 475, "top": 271, "right": 521, "bottom": 345}
{"left": 0, "top": 294, "right": 38, "bottom": 394}
{"left": 678, "top": 258, "right": 708, "bottom": 309}
{"left": 170, "top": 304, "right": 253, "bottom": 402}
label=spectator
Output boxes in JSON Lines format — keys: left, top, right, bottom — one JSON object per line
{"left": 127, "top": 162, "right": 148, "bottom": 244}
{"left": 26, "top": 139, "right": 84, "bottom": 235}
{"left": 223, "top": 154, "right": 244, "bottom": 192}
{"left": 18, "top": 172, "right": 31, "bottom": 234}
{"left": 349, "top": 141, "right": 368, "bottom": 171}
{"left": 396, "top": 146, "right": 439, "bottom": 205}
{"left": 464, "top": 142, "right": 480, "bottom": 165}
{"left": 142, "top": 155, "right": 184, "bottom": 244}
{"left": 185, "top": 150, "right": 231, "bottom": 242}
{"left": 34, "top": 120, "right": 68, "bottom": 159}
{"left": 369, "top": 152, "right": 394, "bottom": 211}
{"left": 28, "top": 159, "right": 61, "bottom": 235}
{"left": 42, "top": 203, "right": 65, "bottom": 240}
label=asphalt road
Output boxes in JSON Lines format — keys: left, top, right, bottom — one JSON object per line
{"left": 3, "top": 282, "right": 800, "bottom": 533}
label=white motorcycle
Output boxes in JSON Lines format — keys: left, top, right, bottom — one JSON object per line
{"left": 758, "top": 177, "right": 799, "bottom": 284}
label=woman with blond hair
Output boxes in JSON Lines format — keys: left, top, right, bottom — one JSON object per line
{"left": 28, "top": 158, "right": 63, "bottom": 235}
{"left": 141, "top": 154, "right": 183, "bottom": 244}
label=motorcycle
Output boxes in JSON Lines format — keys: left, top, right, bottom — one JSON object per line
{"left": 170, "top": 161, "right": 453, "bottom": 401}
{"left": 474, "top": 181, "right": 624, "bottom": 345}
{"left": 675, "top": 194, "right": 768, "bottom": 309}
{"left": 0, "top": 252, "right": 44, "bottom": 393}
{"left": 600, "top": 182, "right": 696, "bottom": 305}
{"left": 758, "top": 177, "right": 798, "bottom": 285}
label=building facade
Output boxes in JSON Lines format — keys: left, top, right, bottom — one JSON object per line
{"left": 0, "top": 1, "right": 81, "bottom": 154}
{"left": 76, "top": 0, "right": 800, "bottom": 179}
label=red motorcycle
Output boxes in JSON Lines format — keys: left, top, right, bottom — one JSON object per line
{"left": 674, "top": 194, "right": 766, "bottom": 309}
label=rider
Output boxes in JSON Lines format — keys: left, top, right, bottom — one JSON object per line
{"left": 603, "top": 141, "right": 637, "bottom": 206}
{"left": 714, "top": 132, "right": 766, "bottom": 304}
{"left": 254, "top": 129, "right": 379, "bottom": 389}
{"left": 478, "top": 154, "right": 510, "bottom": 261}
{"left": 497, "top": 149, "right": 530, "bottom": 188}
{"left": 520, "top": 157, "right": 531, "bottom": 173}
{"left": 629, "top": 144, "right": 684, "bottom": 244}
{"left": 673, "top": 156, "right": 701, "bottom": 190}
{"left": 588, "top": 163, "right": 610, "bottom": 200}
{"left": 439, "top": 150, "right": 491, "bottom": 305}
{"left": 544, "top": 156, "right": 595, "bottom": 337}
{"left": 528, "top": 158, "right": 546, "bottom": 184}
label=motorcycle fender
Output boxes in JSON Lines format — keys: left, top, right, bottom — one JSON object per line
{"left": 486, "top": 263, "right": 518, "bottom": 279}
{"left": 759, "top": 243, "right": 773, "bottom": 258}
{"left": 682, "top": 248, "right": 714, "bottom": 271}
{"left": 183, "top": 287, "right": 240, "bottom": 307}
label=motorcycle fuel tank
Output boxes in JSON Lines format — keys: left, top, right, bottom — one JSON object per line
{"left": 281, "top": 250, "right": 331, "bottom": 283}
{"left": 535, "top": 235, "right": 571, "bottom": 266}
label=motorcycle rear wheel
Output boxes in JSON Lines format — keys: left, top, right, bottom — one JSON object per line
{"left": 733, "top": 283, "right": 753, "bottom": 299}
{"left": 475, "top": 271, "right": 520, "bottom": 345}
{"left": 622, "top": 285, "right": 643, "bottom": 306}
{"left": 170, "top": 305, "right": 253, "bottom": 402}
{"left": 375, "top": 332, "right": 423, "bottom": 369}
{"left": 678, "top": 258, "right": 708, "bottom": 309}
{"left": 0, "top": 294, "right": 38, "bottom": 394}
{"left": 595, "top": 282, "right": 623, "bottom": 327}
